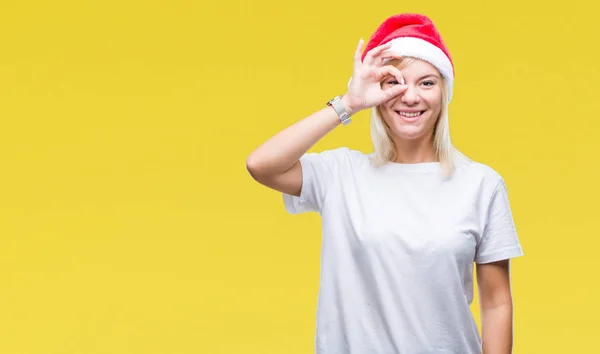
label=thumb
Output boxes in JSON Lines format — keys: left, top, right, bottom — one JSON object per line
{"left": 383, "top": 84, "right": 407, "bottom": 100}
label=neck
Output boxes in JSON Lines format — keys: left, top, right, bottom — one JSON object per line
{"left": 392, "top": 132, "right": 437, "bottom": 164}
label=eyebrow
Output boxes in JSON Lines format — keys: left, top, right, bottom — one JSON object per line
{"left": 416, "top": 74, "right": 440, "bottom": 81}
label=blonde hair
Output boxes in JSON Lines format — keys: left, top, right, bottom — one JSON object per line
{"left": 369, "top": 57, "right": 469, "bottom": 177}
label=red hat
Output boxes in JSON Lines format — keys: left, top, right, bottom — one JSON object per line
{"left": 362, "top": 13, "right": 455, "bottom": 101}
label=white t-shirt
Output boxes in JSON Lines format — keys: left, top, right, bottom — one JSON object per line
{"left": 282, "top": 147, "right": 524, "bottom": 354}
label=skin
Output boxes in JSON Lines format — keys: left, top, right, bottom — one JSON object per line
{"left": 379, "top": 59, "right": 442, "bottom": 163}
{"left": 247, "top": 38, "right": 515, "bottom": 353}
{"left": 477, "top": 259, "right": 515, "bottom": 354}
{"left": 379, "top": 59, "right": 515, "bottom": 353}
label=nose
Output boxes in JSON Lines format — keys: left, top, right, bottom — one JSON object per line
{"left": 401, "top": 85, "right": 420, "bottom": 105}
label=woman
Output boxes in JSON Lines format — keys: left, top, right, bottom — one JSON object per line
{"left": 246, "top": 13, "right": 524, "bottom": 354}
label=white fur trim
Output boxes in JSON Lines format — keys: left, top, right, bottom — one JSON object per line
{"left": 383, "top": 37, "right": 454, "bottom": 102}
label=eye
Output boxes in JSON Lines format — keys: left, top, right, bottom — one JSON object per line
{"left": 421, "top": 80, "right": 436, "bottom": 87}
{"left": 386, "top": 79, "right": 400, "bottom": 85}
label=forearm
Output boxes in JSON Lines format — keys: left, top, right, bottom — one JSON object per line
{"left": 246, "top": 97, "right": 354, "bottom": 177}
{"left": 247, "top": 37, "right": 405, "bottom": 179}
{"left": 481, "top": 303, "right": 513, "bottom": 354}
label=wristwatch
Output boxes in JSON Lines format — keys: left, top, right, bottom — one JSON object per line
{"left": 327, "top": 95, "right": 351, "bottom": 126}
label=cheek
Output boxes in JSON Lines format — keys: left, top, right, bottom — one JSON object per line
{"left": 382, "top": 99, "right": 396, "bottom": 110}
{"left": 380, "top": 109, "right": 394, "bottom": 128}
{"left": 424, "top": 96, "right": 442, "bottom": 115}
{"left": 428, "top": 104, "right": 442, "bottom": 119}
{"left": 424, "top": 90, "right": 442, "bottom": 106}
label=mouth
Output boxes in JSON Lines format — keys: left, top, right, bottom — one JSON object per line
{"left": 394, "top": 110, "right": 425, "bottom": 122}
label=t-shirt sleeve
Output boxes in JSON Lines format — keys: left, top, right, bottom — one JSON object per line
{"left": 475, "top": 178, "right": 524, "bottom": 264}
{"left": 282, "top": 148, "right": 345, "bottom": 214}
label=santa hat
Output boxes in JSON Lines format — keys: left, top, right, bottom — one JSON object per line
{"left": 362, "top": 13, "right": 455, "bottom": 102}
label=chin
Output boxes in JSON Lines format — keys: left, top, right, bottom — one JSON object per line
{"left": 386, "top": 119, "right": 429, "bottom": 140}
{"left": 394, "top": 128, "right": 427, "bottom": 140}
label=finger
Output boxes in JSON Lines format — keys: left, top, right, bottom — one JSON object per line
{"left": 370, "top": 44, "right": 399, "bottom": 68}
{"left": 383, "top": 82, "right": 408, "bottom": 100}
{"left": 363, "top": 41, "right": 392, "bottom": 65}
{"left": 364, "top": 42, "right": 392, "bottom": 65}
{"left": 387, "top": 65, "right": 405, "bottom": 85}
{"left": 354, "top": 38, "right": 364, "bottom": 65}
{"left": 381, "top": 51, "right": 404, "bottom": 63}
{"left": 379, "top": 65, "right": 405, "bottom": 85}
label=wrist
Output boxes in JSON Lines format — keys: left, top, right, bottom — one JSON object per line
{"left": 341, "top": 95, "right": 360, "bottom": 117}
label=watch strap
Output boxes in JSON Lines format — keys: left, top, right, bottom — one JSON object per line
{"left": 327, "top": 96, "right": 351, "bottom": 126}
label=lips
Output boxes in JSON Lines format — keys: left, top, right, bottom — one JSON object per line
{"left": 395, "top": 110, "right": 425, "bottom": 121}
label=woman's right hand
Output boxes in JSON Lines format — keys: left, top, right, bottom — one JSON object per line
{"left": 342, "top": 39, "right": 408, "bottom": 115}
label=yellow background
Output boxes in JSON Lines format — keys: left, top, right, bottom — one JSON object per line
{"left": 0, "top": 0, "right": 598, "bottom": 353}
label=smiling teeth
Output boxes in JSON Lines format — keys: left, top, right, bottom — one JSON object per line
{"left": 398, "top": 111, "right": 421, "bottom": 117}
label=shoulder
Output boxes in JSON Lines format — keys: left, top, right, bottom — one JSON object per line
{"left": 456, "top": 158, "right": 504, "bottom": 184}
{"left": 452, "top": 159, "right": 509, "bottom": 199}
{"left": 302, "top": 146, "right": 370, "bottom": 167}
{"left": 314, "top": 146, "right": 366, "bottom": 158}
{"left": 452, "top": 160, "right": 517, "bottom": 224}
